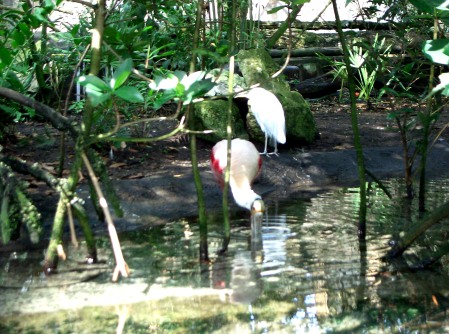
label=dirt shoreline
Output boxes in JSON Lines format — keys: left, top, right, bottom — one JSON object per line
{"left": 4, "top": 100, "right": 449, "bottom": 232}
{"left": 108, "top": 142, "right": 449, "bottom": 231}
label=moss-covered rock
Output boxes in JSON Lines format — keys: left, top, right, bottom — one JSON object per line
{"left": 237, "top": 49, "right": 290, "bottom": 90}
{"left": 193, "top": 99, "right": 248, "bottom": 143}
{"left": 205, "top": 69, "right": 246, "bottom": 97}
{"left": 237, "top": 48, "right": 318, "bottom": 144}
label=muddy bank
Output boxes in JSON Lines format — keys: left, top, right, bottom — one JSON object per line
{"left": 110, "top": 141, "right": 449, "bottom": 230}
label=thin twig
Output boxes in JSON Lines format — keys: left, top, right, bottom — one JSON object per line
{"left": 89, "top": 115, "right": 189, "bottom": 144}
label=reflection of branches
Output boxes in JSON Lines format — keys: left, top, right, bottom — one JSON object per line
{"left": 383, "top": 200, "right": 449, "bottom": 261}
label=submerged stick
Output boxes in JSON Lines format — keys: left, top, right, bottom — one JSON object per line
{"left": 81, "top": 152, "right": 129, "bottom": 281}
{"left": 384, "top": 200, "right": 449, "bottom": 260}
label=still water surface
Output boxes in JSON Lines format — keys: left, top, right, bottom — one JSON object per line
{"left": 2, "top": 178, "right": 449, "bottom": 333}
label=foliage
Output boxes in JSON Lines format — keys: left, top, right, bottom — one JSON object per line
{"left": 328, "top": 34, "right": 392, "bottom": 101}
{"left": 149, "top": 70, "right": 216, "bottom": 109}
{"left": 78, "top": 58, "right": 144, "bottom": 107}
{"left": 0, "top": 162, "right": 41, "bottom": 244}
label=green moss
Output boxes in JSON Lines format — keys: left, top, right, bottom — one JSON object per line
{"left": 193, "top": 99, "right": 248, "bottom": 143}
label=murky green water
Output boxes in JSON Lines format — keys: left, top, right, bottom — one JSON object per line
{"left": 2, "top": 178, "right": 449, "bottom": 333}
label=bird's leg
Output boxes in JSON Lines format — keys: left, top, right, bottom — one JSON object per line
{"left": 267, "top": 141, "right": 280, "bottom": 156}
{"left": 259, "top": 135, "right": 269, "bottom": 156}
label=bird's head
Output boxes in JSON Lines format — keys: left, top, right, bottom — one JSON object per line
{"left": 251, "top": 198, "right": 265, "bottom": 213}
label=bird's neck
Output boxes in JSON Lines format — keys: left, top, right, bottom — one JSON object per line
{"left": 230, "top": 184, "right": 261, "bottom": 211}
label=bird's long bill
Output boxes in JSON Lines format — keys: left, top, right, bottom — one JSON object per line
{"left": 251, "top": 211, "right": 263, "bottom": 255}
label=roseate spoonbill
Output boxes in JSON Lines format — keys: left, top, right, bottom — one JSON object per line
{"left": 240, "top": 87, "right": 286, "bottom": 155}
{"left": 211, "top": 138, "right": 265, "bottom": 212}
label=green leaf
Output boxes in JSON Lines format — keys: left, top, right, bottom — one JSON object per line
{"left": 267, "top": 5, "right": 287, "bottom": 14}
{"left": 153, "top": 90, "right": 178, "bottom": 109}
{"left": 174, "top": 82, "right": 186, "bottom": 96}
{"left": 89, "top": 92, "right": 111, "bottom": 107}
{"left": 184, "top": 79, "right": 216, "bottom": 104}
{"left": 293, "top": 0, "right": 311, "bottom": 5}
{"left": 78, "top": 75, "right": 110, "bottom": 92}
{"left": 43, "top": 0, "right": 55, "bottom": 10}
{"left": 5, "top": 71, "right": 24, "bottom": 91}
{"left": 110, "top": 58, "right": 133, "bottom": 90}
{"left": 422, "top": 39, "right": 449, "bottom": 65}
{"left": 11, "top": 30, "right": 25, "bottom": 48}
{"left": 114, "top": 86, "right": 144, "bottom": 103}
{"left": 0, "top": 48, "right": 13, "bottom": 67}
{"left": 33, "top": 7, "right": 49, "bottom": 22}
{"left": 410, "top": 0, "right": 449, "bottom": 14}
{"left": 17, "top": 22, "right": 32, "bottom": 38}
{"left": 147, "top": 42, "right": 176, "bottom": 59}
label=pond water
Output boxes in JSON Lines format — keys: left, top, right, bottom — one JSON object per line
{"left": 2, "top": 178, "right": 449, "bottom": 333}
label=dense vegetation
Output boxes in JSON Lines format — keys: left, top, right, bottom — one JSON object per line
{"left": 1, "top": 0, "right": 449, "bottom": 277}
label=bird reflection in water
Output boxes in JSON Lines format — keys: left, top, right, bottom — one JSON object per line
{"left": 211, "top": 209, "right": 292, "bottom": 332}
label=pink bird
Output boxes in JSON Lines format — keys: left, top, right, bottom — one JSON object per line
{"left": 211, "top": 138, "right": 265, "bottom": 212}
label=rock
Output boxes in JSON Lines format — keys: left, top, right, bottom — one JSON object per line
{"left": 236, "top": 48, "right": 318, "bottom": 144}
{"left": 193, "top": 99, "right": 248, "bottom": 142}
{"left": 205, "top": 69, "right": 246, "bottom": 97}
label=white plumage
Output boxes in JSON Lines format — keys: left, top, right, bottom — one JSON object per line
{"left": 245, "top": 87, "right": 286, "bottom": 155}
{"left": 211, "top": 138, "right": 264, "bottom": 212}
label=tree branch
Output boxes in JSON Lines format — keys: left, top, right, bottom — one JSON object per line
{"left": 0, "top": 87, "right": 78, "bottom": 138}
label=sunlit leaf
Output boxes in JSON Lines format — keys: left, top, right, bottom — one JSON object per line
{"left": 422, "top": 39, "right": 449, "bottom": 65}
{"left": 111, "top": 58, "right": 133, "bottom": 90}
{"left": 150, "top": 73, "right": 179, "bottom": 90}
{"left": 432, "top": 72, "right": 449, "bottom": 96}
{"left": 114, "top": 86, "right": 144, "bottom": 103}
{"left": 180, "top": 71, "right": 206, "bottom": 89}
{"left": 78, "top": 75, "right": 110, "bottom": 92}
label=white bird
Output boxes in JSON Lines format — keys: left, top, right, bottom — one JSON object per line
{"left": 210, "top": 138, "right": 265, "bottom": 212}
{"left": 244, "top": 87, "right": 286, "bottom": 155}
